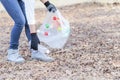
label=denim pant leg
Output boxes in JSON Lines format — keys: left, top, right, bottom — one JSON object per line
{"left": 18, "top": 0, "right": 31, "bottom": 42}
{"left": 1, "top": 0, "right": 25, "bottom": 49}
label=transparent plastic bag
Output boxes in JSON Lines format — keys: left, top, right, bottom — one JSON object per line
{"left": 37, "top": 10, "right": 70, "bottom": 48}
{"left": 38, "top": 44, "right": 50, "bottom": 54}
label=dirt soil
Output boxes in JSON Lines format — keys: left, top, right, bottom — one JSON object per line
{"left": 0, "top": 3, "right": 120, "bottom": 80}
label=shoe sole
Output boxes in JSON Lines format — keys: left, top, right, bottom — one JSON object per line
{"left": 31, "top": 57, "right": 54, "bottom": 62}
{"left": 7, "top": 59, "right": 25, "bottom": 63}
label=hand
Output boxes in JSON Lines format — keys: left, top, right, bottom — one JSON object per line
{"left": 44, "top": 1, "right": 57, "bottom": 13}
{"left": 31, "top": 33, "right": 40, "bottom": 50}
{"left": 47, "top": 3, "right": 57, "bottom": 12}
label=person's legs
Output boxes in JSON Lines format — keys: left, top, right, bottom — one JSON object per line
{"left": 1, "top": 0, "right": 25, "bottom": 49}
{"left": 1, "top": 0, "right": 25, "bottom": 62}
{"left": 18, "top": 0, "right": 31, "bottom": 42}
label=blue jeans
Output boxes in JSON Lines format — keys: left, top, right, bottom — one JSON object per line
{"left": 1, "top": 0, "right": 31, "bottom": 49}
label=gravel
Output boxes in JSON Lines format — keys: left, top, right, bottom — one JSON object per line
{"left": 0, "top": 3, "right": 120, "bottom": 80}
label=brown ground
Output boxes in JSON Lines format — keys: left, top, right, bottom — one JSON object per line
{"left": 0, "top": 3, "right": 120, "bottom": 80}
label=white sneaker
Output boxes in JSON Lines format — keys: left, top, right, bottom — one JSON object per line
{"left": 29, "top": 41, "right": 50, "bottom": 54}
{"left": 7, "top": 49, "right": 25, "bottom": 63}
{"left": 31, "top": 49, "right": 54, "bottom": 62}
